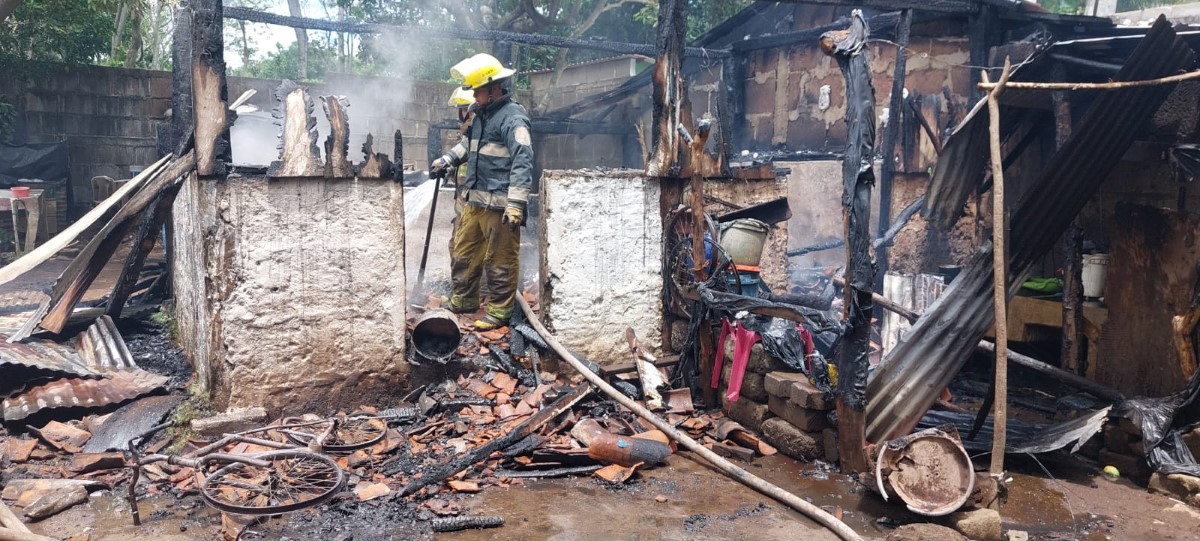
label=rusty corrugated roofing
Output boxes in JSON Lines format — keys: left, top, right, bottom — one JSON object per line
{"left": 868, "top": 18, "right": 1195, "bottom": 441}
{"left": 2, "top": 369, "right": 167, "bottom": 422}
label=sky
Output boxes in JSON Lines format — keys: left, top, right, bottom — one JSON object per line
{"left": 225, "top": 0, "right": 306, "bottom": 69}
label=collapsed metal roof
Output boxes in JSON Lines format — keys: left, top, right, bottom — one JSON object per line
{"left": 867, "top": 17, "right": 1197, "bottom": 441}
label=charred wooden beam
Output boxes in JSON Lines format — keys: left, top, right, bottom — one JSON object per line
{"left": 1053, "top": 70, "right": 1085, "bottom": 377}
{"left": 392, "top": 129, "right": 404, "bottom": 181}
{"left": 167, "top": 7, "right": 193, "bottom": 158}
{"left": 190, "top": 0, "right": 230, "bottom": 177}
{"left": 107, "top": 183, "right": 182, "bottom": 318}
{"left": 875, "top": 9, "right": 912, "bottom": 299}
{"left": 223, "top": 6, "right": 728, "bottom": 59}
{"left": 646, "top": 0, "right": 690, "bottom": 178}
{"left": 268, "top": 81, "right": 323, "bottom": 178}
{"left": 33, "top": 153, "right": 196, "bottom": 335}
{"left": 733, "top": 11, "right": 904, "bottom": 53}
{"left": 322, "top": 95, "right": 353, "bottom": 178}
{"left": 822, "top": 10, "right": 876, "bottom": 474}
{"left": 357, "top": 133, "right": 392, "bottom": 179}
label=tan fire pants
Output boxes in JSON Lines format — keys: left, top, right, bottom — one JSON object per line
{"left": 449, "top": 204, "right": 520, "bottom": 321}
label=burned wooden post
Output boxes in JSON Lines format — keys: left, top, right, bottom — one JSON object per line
{"left": 322, "top": 95, "right": 353, "bottom": 178}
{"left": 982, "top": 58, "right": 1013, "bottom": 476}
{"left": 166, "top": 7, "right": 192, "bottom": 158}
{"left": 190, "top": 0, "right": 230, "bottom": 176}
{"left": 358, "top": 134, "right": 393, "bottom": 179}
{"left": 1054, "top": 71, "right": 1085, "bottom": 376}
{"left": 821, "top": 10, "right": 876, "bottom": 474}
{"left": 269, "top": 81, "right": 323, "bottom": 178}
{"left": 393, "top": 129, "right": 404, "bottom": 181}
{"left": 646, "top": 0, "right": 690, "bottom": 178}
{"left": 875, "top": 9, "right": 912, "bottom": 297}
{"left": 107, "top": 183, "right": 183, "bottom": 317}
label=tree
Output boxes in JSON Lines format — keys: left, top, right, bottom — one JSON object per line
{"left": 0, "top": 0, "right": 117, "bottom": 73}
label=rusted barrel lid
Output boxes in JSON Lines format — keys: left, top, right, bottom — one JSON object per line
{"left": 875, "top": 428, "right": 975, "bottom": 516}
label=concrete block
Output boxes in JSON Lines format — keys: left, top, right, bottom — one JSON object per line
{"left": 789, "top": 378, "right": 832, "bottom": 410}
{"left": 192, "top": 407, "right": 268, "bottom": 437}
{"left": 760, "top": 418, "right": 822, "bottom": 460}
{"left": 1149, "top": 472, "right": 1200, "bottom": 502}
{"left": 768, "top": 394, "right": 829, "bottom": 432}
{"left": 944, "top": 508, "right": 1001, "bottom": 541}
{"left": 725, "top": 397, "right": 773, "bottom": 432}
{"left": 885, "top": 524, "right": 967, "bottom": 541}
{"left": 737, "top": 371, "right": 769, "bottom": 402}
{"left": 1006, "top": 530, "right": 1029, "bottom": 541}
{"left": 1103, "top": 421, "right": 1130, "bottom": 453}
{"left": 822, "top": 428, "right": 839, "bottom": 463}
{"left": 1183, "top": 429, "right": 1200, "bottom": 461}
{"left": 764, "top": 371, "right": 807, "bottom": 398}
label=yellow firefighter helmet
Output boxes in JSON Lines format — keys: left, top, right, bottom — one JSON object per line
{"left": 451, "top": 53, "right": 516, "bottom": 91}
{"left": 447, "top": 86, "right": 474, "bottom": 107}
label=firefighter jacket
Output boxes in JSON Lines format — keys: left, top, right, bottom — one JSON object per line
{"left": 443, "top": 96, "right": 533, "bottom": 210}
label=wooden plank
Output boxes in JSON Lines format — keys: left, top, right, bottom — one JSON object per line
{"left": 322, "top": 95, "right": 353, "bottom": 178}
{"left": 191, "top": 0, "right": 230, "bottom": 176}
{"left": 645, "top": 0, "right": 689, "bottom": 178}
{"left": 107, "top": 183, "right": 183, "bottom": 318}
{"left": 268, "top": 81, "right": 323, "bottom": 178}
{"left": 0, "top": 157, "right": 169, "bottom": 288}
{"left": 875, "top": 9, "right": 912, "bottom": 297}
{"left": 37, "top": 153, "right": 195, "bottom": 334}
{"left": 357, "top": 133, "right": 392, "bottom": 179}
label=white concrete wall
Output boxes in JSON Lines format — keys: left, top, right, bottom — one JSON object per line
{"left": 540, "top": 170, "right": 662, "bottom": 366}
{"left": 173, "top": 174, "right": 408, "bottom": 415}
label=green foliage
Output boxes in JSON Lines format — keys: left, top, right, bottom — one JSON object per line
{"left": 167, "top": 380, "right": 215, "bottom": 454}
{"left": 0, "top": 97, "right": 16, "bottom": 144}
{"left": 0, "top": 0, "right": 118, "bottom": 76}
{"left": 634, "top": 0, "right": 753, "bottom": 42}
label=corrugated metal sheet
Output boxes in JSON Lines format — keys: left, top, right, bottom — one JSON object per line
{"left": 0, "top": 316, "right": 140, "bottom": 398}
{"left": 2, "top": 369, "right": 168, "bottom": 421}
{"left": 867, "top": 18, "right": 1195, "bottom": 442}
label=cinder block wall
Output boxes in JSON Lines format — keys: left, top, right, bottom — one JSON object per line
{"left": 172, "top": 174, "right": 408, "bottom": 415}
{"left": 540, "top": 169, "right": 663, "bottom": 366}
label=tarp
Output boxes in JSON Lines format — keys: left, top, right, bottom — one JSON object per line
{"left": 919, "top": 407, "right": 1110, "bottom": 455}
{"left": 0, "top": 142, "right": 69, "bottom": 185}
{"left": 1116, "top": 368, "right": 1200, "bottom": 476}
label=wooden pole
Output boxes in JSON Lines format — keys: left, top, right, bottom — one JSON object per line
{"left": 977, "top": 68, "right": 1200, "bottom": 91}
{"left": 875, "top": 9, "right": 912, "bottom": 300}
{"left": 984, "top": 58, "right": 1013, "bottom": 476}
{"left": 1051, "top": 71, "right": 1085, "bottom": 376}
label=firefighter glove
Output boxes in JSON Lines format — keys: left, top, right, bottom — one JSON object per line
{"left": 431, "top": 155, "right": 452, "bottom": 173}
{"left": 502, "top": 202, "right": 524, "bottom": 227}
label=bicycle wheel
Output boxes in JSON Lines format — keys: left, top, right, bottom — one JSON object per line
{"left": 280, "top": 415, "right": 387, "bottom": 453}
{"left": 200, "top": 449, "right": 345, "bottom": 515}
{"left": 666, "top": 237, "right": 740, "bottom": 319}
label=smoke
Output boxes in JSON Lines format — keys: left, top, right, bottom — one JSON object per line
{"left": 229, "top": 28, "right": 457, "bottom": 169}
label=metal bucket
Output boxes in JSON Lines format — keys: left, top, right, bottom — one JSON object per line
{"left": 412, "top": 309, "right": 462, "bottom": 361}
{"left": 718, "top": 219, "right": 769, "bottom": 267}
{"left": 875, "top": 427, "right": 975, "bottom": 516}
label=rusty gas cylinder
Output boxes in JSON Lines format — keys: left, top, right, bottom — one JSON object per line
{"left": 587, "top": 432, "right": 671, "bottom": 467}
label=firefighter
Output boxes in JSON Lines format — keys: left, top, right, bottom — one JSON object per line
{"left": 431, "top": 53, "right": 533, "bottom": 331}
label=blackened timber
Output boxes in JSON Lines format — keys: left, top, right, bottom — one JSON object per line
{"left": 322, "top": 95, "right": 353, "bottom": 178}
{"left": 646, "top": 0, "right": 690, "bottom": 178}
{"left": 716, "top": 58, "right": 736, "bottom": 176}
{"left": 268, "top": 81, "right": 323, "bottom": 178}
{"left": 167, "top": 7, "right": 193, "bottom": 159}
{"left": 822, "top": 10, "right": 876, "bottom": 474}
{"left": 107, "top": 184, "right": 182, "bottom": 318}
{"left": 968, "top": 6, "right": 993, "bottom": 103}
{"left": 36, "top": 153, "right": 196, "bottom": 334}
{"left": 222, "top": 7, "right": 728, "bottom": 59}
{"left": 393, "top": 129, "right": 404, "bottom": 181}
{"left": 875, "top": 9, "right": 912, "bottom": 299}
{"left": 1054, "top": 75, "right": 1084, "bottom": 376}
{"left": 771, "top": 0, "right": 976, "bottom": 14}
{"left": 732, "top": 12, "right": 903, "bottom": 53}
{"left": 865, "top": 17, "right": 1192, "bottom": 442}
{"left": 190, "top": 0, "right": 230, "bottom": 177}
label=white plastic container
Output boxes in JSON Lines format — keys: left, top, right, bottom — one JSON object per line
{"left": 718, "top": 218, "right": 769, "bottom": 267}
{"left": 1081, "top": 253, "right": 1109, "bottom": 299}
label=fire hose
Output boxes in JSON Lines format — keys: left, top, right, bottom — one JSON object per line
{"left": 516, "top": 295, "right": 863, "bottom": 541}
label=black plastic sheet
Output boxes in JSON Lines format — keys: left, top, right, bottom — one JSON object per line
{"left": 1116, "top": 368, "right": 1200, "bottom": 476}
{"left": 0, "top": 142, "right": 68, "bottom": 185}
{"left": 919, "top": 407, "right": 1109, "bottom": 455}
